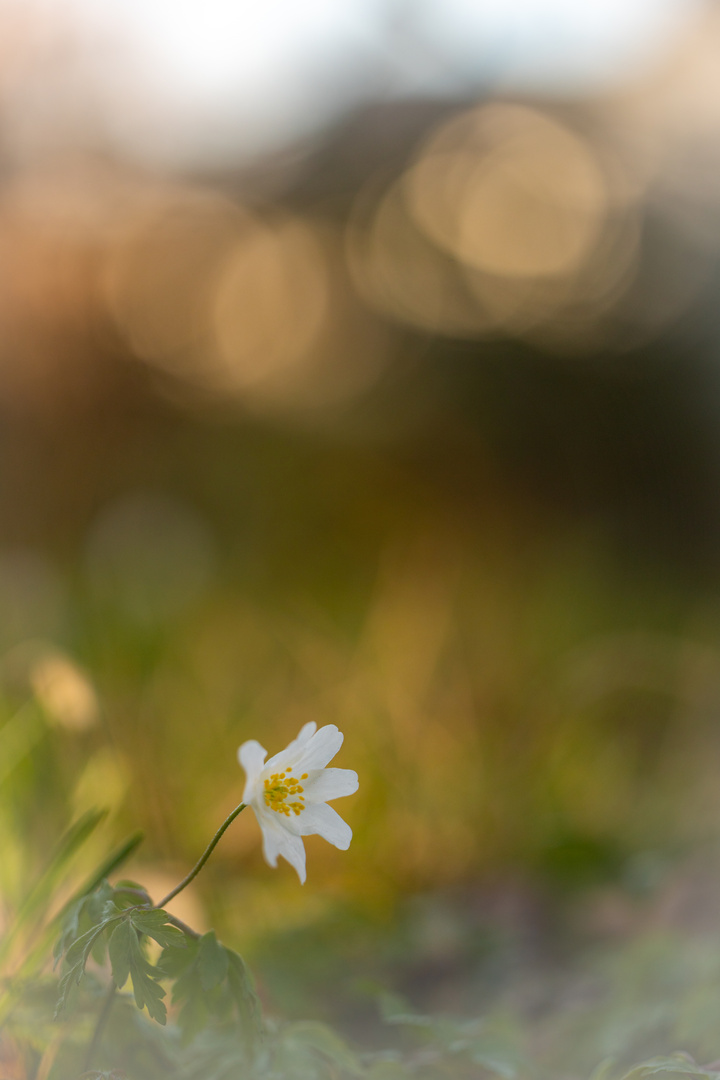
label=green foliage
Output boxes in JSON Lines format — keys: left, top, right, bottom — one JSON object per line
{"left": 44, "top": 977, "right": 179, "bottom": 1079}
{"left": 618, "top": 1054, "right": 720, "bottom": 1079}
{"left": 1, "top": 843, "right": 714, "bottom": 1080}
{"left": 107, "top": 918, "right": 166, "bottom": 1024}
{"left": 54, "top": 884, "right": 185, "bottom": 1024}
{"left": 157, "top": 930, "right": 260, "bottom": 1044}
{"left": 265, "top": 1019, "right": 365, "bottom": 1079}
{"left": 6, "top": 767, "right": 720, "bottom": 1080}
{"left": 10, "top": 885, "right": 720, "bottom": 1080}
{"left": 378, "top": 993, "right": 527, "bottom": 1079}
{"left": 40, "top": 870, "right": 267, "bottom": 1075}
{"left": 53, "top": 879, "right": 115, "bottom": 972}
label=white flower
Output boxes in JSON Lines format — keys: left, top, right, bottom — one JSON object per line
{"left": 238, "top": 722, "right": 359, "bottom": 884}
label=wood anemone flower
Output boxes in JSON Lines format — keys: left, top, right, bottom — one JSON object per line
{"left": 238, "top": 722, "right": 359, "bottom": 883}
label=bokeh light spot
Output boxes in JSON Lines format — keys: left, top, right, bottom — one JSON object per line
{"left": 347, "top": 175, "right": 493, "bottom": 337}
{"left": 211, "top": 213, "right": 328, "bottom": 395}
{"left": 31, "top": 650, "right": 99, "bottom": 732}
{"left": 406, "top": 104, "right": 609, "bottom": 280}
{"left": 104, "top": 188, "right": 242, "bottom": 370}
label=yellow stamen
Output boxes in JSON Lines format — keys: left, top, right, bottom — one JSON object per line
{"left": 263, "top": 770, "right": 307, "bottom": 816}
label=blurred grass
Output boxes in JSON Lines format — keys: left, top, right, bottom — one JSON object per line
{"left": 2, "top": 410, "right": 720, "bottom": 1039}
{"left": 1, "top": 452, "right": 716, "bottom": 876}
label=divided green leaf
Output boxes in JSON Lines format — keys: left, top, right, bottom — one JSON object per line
{"left": 108, "top": 917, "right": 167, "bottom": 1025}
{"left": 55, "top": 910, "right": 125, "bottom": 1017}
{"left": 130, "top": 908, "right": 186, "bottom": 951}
{"left": 54, "top": 884, "right": 184, "bottom": 1024}
{"left": 198, "top": 931, "right": 229, "bottom": 992}
{"left": 157, "top": 934, "right": 261, "bottom": 1046}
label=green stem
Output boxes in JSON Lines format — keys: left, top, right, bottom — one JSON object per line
{"left": 156, "top": 803, "right": 247, "bottom": 910}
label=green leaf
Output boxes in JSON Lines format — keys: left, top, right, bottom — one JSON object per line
{"left": 197, "top": 932, "right": 229, "bottom": 992}
{"left": 108, "top": 918, "right": 136, "bottom": 990}
{"left": 157, "top": 937, "right": 261, "bottom": 1046}
{"left": 53, "top": 895, "right": 84, "bottom": 967}
{"left": 130, "top": 908, "right": 186, "bottom": 951}
{"left": 45, "top": 837, "right": 143, "bottom": 976}
{"left": 55, "top": 912, "right": 124, "bottom": 1017}
{"left": 225, "top": 949, "right": 261, "bottom": 1029}
{"left": 114, "top": 878, "right": 150, "bottom": 893}
{"left": 177, "top": 988, "right": 209, "bottom": 1045}
{"left": 111, "top": 880, "right": 152, "bottom": 909}
{"left": 170, "top": 945, "right": 211, "bottom": 1044}
{"left": 131, "top": 961, "right": 168, "bottom": 1026}
{"left": 158, "top": 938, "right": 198, "bottom": 980}
{"left": 55, "top": 880, "right": 115, "bottom": 967}
{"left": 107, "top": 917, "right": 167, "bottom": 1025}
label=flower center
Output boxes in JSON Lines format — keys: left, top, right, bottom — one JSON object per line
{"left": 263, "top": 769, "right": 308, "bottom": 816}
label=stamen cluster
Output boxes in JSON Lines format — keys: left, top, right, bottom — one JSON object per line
{"left": 263, "top": 769, "right": 308, "bottom": 816}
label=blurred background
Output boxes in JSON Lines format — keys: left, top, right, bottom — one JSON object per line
{"left": 6, "top": 0, "right": 720, "bottom": 1067}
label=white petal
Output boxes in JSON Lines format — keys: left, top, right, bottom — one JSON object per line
{"left": 303, "top": 768, "right": 359, "bottom": 803}
{"left": 257, "top": 809, "right": 307, "bottom": 883}
{"left": 264, "top": 721, "right": 317, "bottom": 772}
{"left": 238, "top": 740, "right": 267, "bottom": 802}
{"left": 294, "top": 725, "right": 343, "bottom": 772}
{"left": 297, "top": 802, "right": 352, "bottom": 850}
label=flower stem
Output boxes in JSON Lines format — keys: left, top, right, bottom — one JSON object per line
{"left": 156, "top": 803, "right": 247, "bottom": 910}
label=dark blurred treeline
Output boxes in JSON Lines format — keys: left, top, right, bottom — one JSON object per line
{"left": 2, "top": 91, "right": 720, "bottom": 573}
